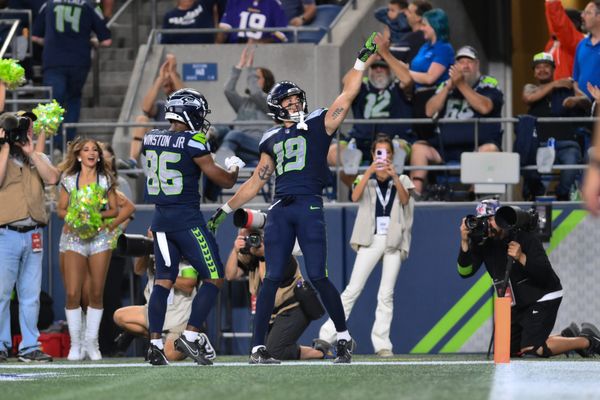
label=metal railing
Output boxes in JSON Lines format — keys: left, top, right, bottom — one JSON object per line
{"left": 0, "top": 9, "right": 32, "bottom": 58}
{"left": 0, "top": 19, "right": 20, "bottom": 59}
{"left": 153, "top": 26, "right": 333, "bottom": 45}
{"left": 329, "top": 0, "right": 357, "bottom": 34}
{"left": 5, "top": 86, "right": 53, "bottom": 111}
{"left": 55, "top": 115, "right": 599, "bottom": 178}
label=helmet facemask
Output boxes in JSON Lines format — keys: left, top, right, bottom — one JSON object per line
{"left": 267, "top": 81, "right": 308, "bottom": 127}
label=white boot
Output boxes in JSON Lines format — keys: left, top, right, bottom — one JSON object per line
{"left": 80, "top": 309, "right": 87, "bottom": 360}
{"left": 65, "top": 307, "right": 84, "bottom": 361}
{"left": 85, "top": 307, "right": 103, "bottom": 361}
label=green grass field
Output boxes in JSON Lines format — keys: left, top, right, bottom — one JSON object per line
{"left": 2, "top": 355, "right": 599, "bottom": 400}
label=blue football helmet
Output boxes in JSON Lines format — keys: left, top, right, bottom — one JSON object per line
{"left": 165, "top": 88, "right": 211, "bottom": 133}
{"left": 267, "top": 81, "right": 308, "bottom": 123}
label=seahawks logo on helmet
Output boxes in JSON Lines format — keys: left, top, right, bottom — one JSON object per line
{"left": 165, "top": 88, "right": 211, "bottom": 133}
{"left": 267, "top": 81, "right": 308, "bottom": 124}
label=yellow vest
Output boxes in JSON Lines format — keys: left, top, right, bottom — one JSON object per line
{"left": 0, "top": 157, "right": 48, "bottom": 225}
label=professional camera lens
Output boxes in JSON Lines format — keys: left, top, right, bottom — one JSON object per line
{"left": 246, "top": 233, "right": 262, "bottom": 248}
{"left": 233, "top": 208, "right": 267, "bottom": 229}
{"left": 465, "top": 215, "right": 481, "bottom": 230}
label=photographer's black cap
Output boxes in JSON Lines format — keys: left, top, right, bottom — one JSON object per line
{"left": 15, "top": 110, "right": 37, "bottom": 122}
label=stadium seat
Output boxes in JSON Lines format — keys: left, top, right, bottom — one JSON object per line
{"left": 297, "top": 5, "right": 342, "bottom": 44}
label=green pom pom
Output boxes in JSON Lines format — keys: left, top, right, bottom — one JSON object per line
{"left": 32, "top": 100, "right": 65, "bottom": 137}
{"left": 65, "top": 183, "right": 108, "bottom": 240}
{"left": 0, "top": 58, "right": 25, "bottom": 89}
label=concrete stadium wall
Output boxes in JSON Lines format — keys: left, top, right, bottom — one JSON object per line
{"left": 41, "top": 203, "right": 600, "bottom": 355}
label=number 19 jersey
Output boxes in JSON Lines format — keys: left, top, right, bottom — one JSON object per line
{"left": 142, "top": 128, "right": 211, "bottom": 232}
{"left": 259, "top": 109, "right": 332, "bottom": 197}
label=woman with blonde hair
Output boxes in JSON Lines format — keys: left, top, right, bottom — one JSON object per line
{"left": 57, "top": 137, "right": 118, "bottom": 360}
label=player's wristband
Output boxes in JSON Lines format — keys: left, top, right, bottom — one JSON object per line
{"left": 354, "top": 59, "right": 366, "bottom": 71}
{"left": 222, "top": 203, "right": 233, "bottom": 214}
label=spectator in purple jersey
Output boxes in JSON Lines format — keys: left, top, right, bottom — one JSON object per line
{"left": 216, "top": 0, "right": 288, "bottom": 43}
{"left": 32, "top": 0, "right": 111, "bottom": 150}
{"left": 161, "top": 0, "right": 223, "bottom": 44}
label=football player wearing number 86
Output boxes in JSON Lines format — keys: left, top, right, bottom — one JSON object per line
{"left": 141, "top": 88, "right": 244, "bottom": 366}
{"left": 207, "top": 33, "right": 381, "bottom": 364}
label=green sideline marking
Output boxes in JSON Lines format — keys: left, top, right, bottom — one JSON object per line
{"left": 410, "top": 273, "right": 492, "bottom": 353}
{"left": 412, "top": 209, "right": 586, "bottom": 353}
{"left": 547, "top": 210, "right": 586, "bottom": 254}
{"left": 439, "top": 298, "right": 493, "bottom": 353}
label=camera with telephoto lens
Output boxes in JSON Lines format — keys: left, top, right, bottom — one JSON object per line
{"left": 0, "top": 114, "right": 30, "bottom": 146}
{"left": 233, "top": 208, "right": 267, "bottom": 229}
{"left": 240, "top": 232, "right": 262, "bottom": 255}
{"left": 116, "top": 233, "right": 154, "bottom": 257}
{"left": 465, "top": 214, "right": 491, "bottom": 244}
{"left": 494, "top": 206, "right": 539, "bottom": 232}
{"left": 233, "top": 209, "right": 267, "bottom": 255}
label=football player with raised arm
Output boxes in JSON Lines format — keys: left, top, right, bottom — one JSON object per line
{"left": 208, "top": 33, "right": 379, "bottom": 364}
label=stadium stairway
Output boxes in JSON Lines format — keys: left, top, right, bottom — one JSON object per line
{"left": 79, "top": 0, "right": 173, "bottom": 143}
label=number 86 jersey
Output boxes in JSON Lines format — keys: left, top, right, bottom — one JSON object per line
{"left": 259, "top": 109, "right": 333, "bottom": 197}
{"left": 142, "top": 128, "right": 211, "bottom": 232}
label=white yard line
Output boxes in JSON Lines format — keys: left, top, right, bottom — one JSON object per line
{"left": 0, "top": 360, "right": 495, "bottom": 369}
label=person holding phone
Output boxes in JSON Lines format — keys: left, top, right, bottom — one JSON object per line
{"left": 318, "top": 134, "right": 415, "bottom": 357}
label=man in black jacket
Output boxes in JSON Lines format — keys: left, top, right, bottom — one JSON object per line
{"left": 457, "top": 199, "right": 600, "bottom": 358}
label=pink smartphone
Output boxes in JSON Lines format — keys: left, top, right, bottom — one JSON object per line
{"left": 375, "top": 148, "right": 387, "bottom": 170}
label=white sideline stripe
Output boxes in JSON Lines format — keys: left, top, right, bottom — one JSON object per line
{"left": 0, "top": 360, "right": 494, "bottom": 369}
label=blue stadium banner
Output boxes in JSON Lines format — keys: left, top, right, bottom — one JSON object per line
{"left": 182, "top": 63, "right": 218, "bottom": 81}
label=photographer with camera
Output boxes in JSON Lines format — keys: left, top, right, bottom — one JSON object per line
{"left": 112, "top": 231, "right": 215, "bottom": 362}
{"left": 458, "top": 199, "right": 600, "bottom": 358}
{"left": 0, "top": 112, "right": 60, "bottom": 362}
{"left": 225, "top": 209, "right": 328, "bottom": 360}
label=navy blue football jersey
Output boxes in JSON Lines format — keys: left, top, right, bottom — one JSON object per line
{"left": 259, "top": 108, "right": 332, "bottom": 196}
{"left": 142, "top": 128, "right": 211, "bottom": 231}
{"left": 33, "top": 0, "right": 111, "bottom": 69}
{"left": 349, "top": 79, "right": 413, "bottom": 141}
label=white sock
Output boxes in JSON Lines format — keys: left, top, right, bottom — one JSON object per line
{"left": 252, "top": 345, "right": 265, "bottom": 354}
{"left": 151, "top": 339, "right": 164, "bottom": 350}
{"left": 337, "top": 330, "right": 351, "bottom": 342}
{"left": 183, "top": 330, "right": 199, "bottom": 342}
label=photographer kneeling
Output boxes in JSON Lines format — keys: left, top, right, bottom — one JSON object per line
{"left": 225, "top": 221, "right": 328, "bottom": 360}
{"left": 113, "top": 231, "right": 215, "bottom": 361}
{"left": 457, "top": 199, "right": 600, "bottom": 358}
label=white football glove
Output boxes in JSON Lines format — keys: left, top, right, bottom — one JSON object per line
{"left": 225, "top": 156, "right": 246, "bottom": 170}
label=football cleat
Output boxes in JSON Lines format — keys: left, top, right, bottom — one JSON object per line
{"left": 249, "top": 346, "right": 280, "bottom": 364}
{"left": 175, "top": 335, "right": 212, "bottom": 365}
{"left": 333, "top": 339, "right": 355, "bottom": 364}
{"left": 147, "top": 344, "right": 169, "bottom": 366}
{"left": 199, "top": 333, "right": 216, "bottom": 361}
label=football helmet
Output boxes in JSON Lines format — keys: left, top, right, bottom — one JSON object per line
{"left": 267, "top": 81, "right": 308, "bottom": 124}
{"left": 164, "top": 88, "right": 211, "bottom": 133}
